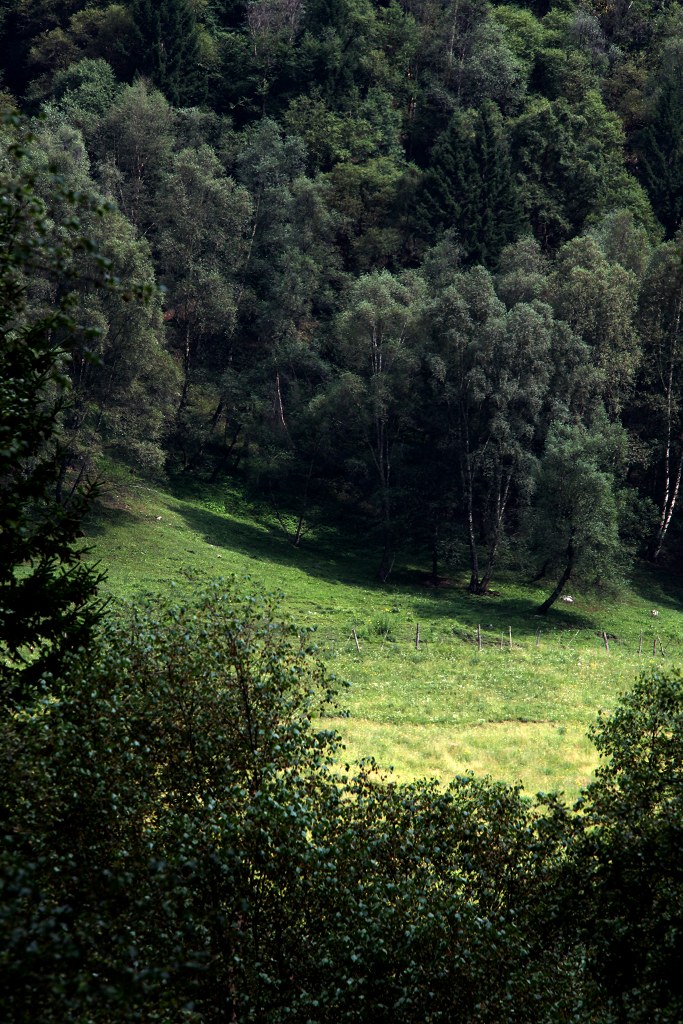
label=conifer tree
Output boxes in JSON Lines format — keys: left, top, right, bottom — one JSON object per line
{"left": 133, "top": 0, "right": 206, "bottom": 107}
{"left": 639, "top": 55, "right": 683, "bottom": 238}
{"left": 414, "top": 109, "right": 479, "bottom": 249}
{"left": 472, "top": 102, "right": 525, "bottom": 264}
{"left": 0, "top": 118, "right": 106, "bottom": 705}
{"left": 414, "top": 104, "right": 523, "bottom": 265}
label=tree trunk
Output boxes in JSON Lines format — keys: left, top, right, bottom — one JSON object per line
{"left": 268, "top": 457, "right": 315, "bottom": 548}
{"left": 536, "top": 541, "right": 575, "bottom": 614}
{"left": 209, "top": 425, "right": 242, "bottom": 482}
{"left": 178, "top": 320, "right": 192, "bottom": 413}
{"left": 477, "top": 570, "right": 492, "bottom": 596}
{"left": 464, "top": 462, "right": 481, "bottom": 593}
{"left": 478, "top": 468, "right": 513, "bottom": 595}
{"left": 467, "top": 523, "right": 480, "bottom": 593}
{"left": 651, "top": 293, "right": 682, "bottom": 561}
{"left": 652, "top": 451, "right": 682, "bottom": 562}
{"left": 430, "top": 521, "right": 439, "bottom": 583}
{"left": 55, "top": 454, "right": 68, "bottom": 505}
{"left": 529, "top": 558, "right": 550, "bottom": 583}
{"left": 378, "top": 532, "right": 395, "bottom": 582}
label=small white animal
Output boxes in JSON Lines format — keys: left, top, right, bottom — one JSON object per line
{"left": 651, "top": 609, "right": 659, "bottom": 617}
{"left": 561, "top": 595, "right": 574, "bottom": 603}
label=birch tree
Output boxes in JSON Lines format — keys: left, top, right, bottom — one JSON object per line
{"left": 637, "top": 240, "right": 683, "bottom": 560}
{"left": 336, "top": 269, "right": 427, "bottom": 578}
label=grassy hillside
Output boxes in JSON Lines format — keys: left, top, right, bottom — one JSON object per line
{"left": 87, "top": 466, "right": 683, "bottom": 800}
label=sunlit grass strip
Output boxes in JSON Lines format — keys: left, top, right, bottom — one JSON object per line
{"left": 337, "top": 718, "right": 597, "bottom": 802}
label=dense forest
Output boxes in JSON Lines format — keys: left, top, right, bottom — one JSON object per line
{"left": 3, "top": 1, "right": 683, "bottom": 1021}
{"left": 1, "top": 0, "right": 682, "bottom": 602}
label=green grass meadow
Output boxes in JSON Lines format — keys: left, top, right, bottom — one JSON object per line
{"left": 87, "top": 467, "right": 683, "bottom": 801}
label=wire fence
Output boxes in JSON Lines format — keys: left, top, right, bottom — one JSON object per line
{"left": 303, "top": 621, "right": 682, "bottom": 660}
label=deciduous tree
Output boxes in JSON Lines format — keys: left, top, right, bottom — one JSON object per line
{"left": 635, "top": 238, "right": 683, "bottom": 560}
{"left": 335, "top": 268, "right": 427, "bottom": 578}
{"left": 529, "top": 416, "right": 629, "bottom": 613}
{"left": 572, "top": 668, "right": 683, "bottom": 1022}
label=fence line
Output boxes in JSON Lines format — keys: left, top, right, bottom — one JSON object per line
{"left": 302, "top": 622, "right": 679, "bottom": 659}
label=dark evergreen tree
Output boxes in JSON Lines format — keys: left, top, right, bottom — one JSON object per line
{"left": 132, "top": 0, "right": 206, "bottom": 107}
{"left": 638, "top": 55, "right": 683, "bottom": 238}
{"left": 414, "top": 104, "right": 524, "bottom": 266}
{"left": 414, "top": 109, "right": 480, "bottom": 249}
{"left": 211, "top": 0, "right": 248, "bottom": 31}
{"left": 0, "top": 116, "right": 105, "bottom": 705}
{"left": 470, "top": 101, "right": 526, "bottom": 264}
{"left": 300, "top": 0, "right": 378, "bottom": 107}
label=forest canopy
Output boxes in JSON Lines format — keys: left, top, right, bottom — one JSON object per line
{"left": 2, "top": 3, "right": 683, "bottom": 1020}
{"left": 1, "top": 0, "right": 681, "bottom": 599}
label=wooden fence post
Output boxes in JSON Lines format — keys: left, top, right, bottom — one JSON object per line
{"left": 353, "top": 628, "right": 360, "bottom": 653}
{"left": 603, "top": 631, "right": 609, "bottom": 653}
{"left": 415, "top": 623, "right": 420, "bottom": 651}
{"left": 508, "top": 626, "right": 513, "bottom": 651}
{"left": 477, "top": 624, "right": 482, "bottom": 651}
{"left": 638, "top": 631, "right": 642, "bottom": 655}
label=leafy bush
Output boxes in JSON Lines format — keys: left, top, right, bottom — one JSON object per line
{"left": 0, "top": 581, "right": 575, "bottom": 1023}
{"left": 3, "top": 554, "right": 683, "bottom": 1022}
{"left": 0, "top": 581, "right": 344, "bottom": 1021}
{"left": 569, "top": 669, "right": 683, "bottom": 1023}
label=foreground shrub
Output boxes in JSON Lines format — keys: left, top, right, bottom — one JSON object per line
{"left": 1, "top": 581, "right": 345, "bottom": 1020}
{"left": 3, "top": 584, "right": 681, "bottom": 1022}
{"left": 570, "top": 669, "right": 683, "bottom": 1023}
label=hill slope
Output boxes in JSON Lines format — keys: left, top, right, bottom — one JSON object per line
{"left": 88, "top": 468, "right": 683, "bottom": 799}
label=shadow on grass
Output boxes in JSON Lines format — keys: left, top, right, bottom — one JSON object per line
{"left": 85, "top": 502, "right": 140, "bottom": 536}
{"left": 409, "top": 589, "right": 600, "bottom": 634}
{"left": 171, "top": 499, "right": 388, "bottom": 591}
{"left": 171, "top": 499, "right": 605, "bottom": 635}
{"left": 628, "top": 562, "right": 683, "bottom": 615}
{"left": 91, "top": 475, "right": 683, "bottom": 638}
